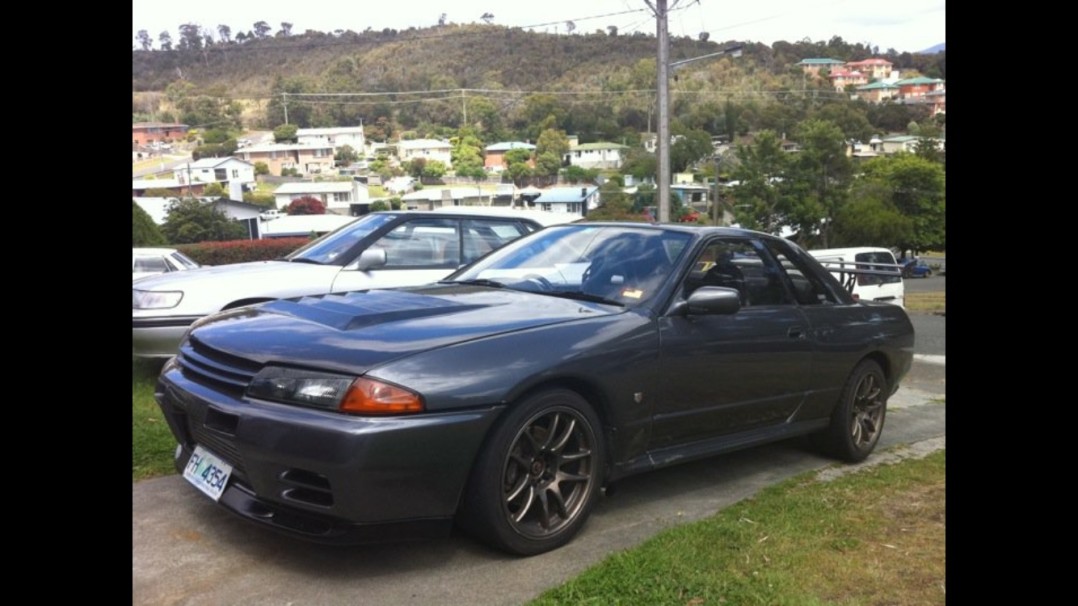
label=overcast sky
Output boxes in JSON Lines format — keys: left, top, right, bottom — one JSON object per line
{"left": 132, "top": 0, "right": 945, "bottom": 54}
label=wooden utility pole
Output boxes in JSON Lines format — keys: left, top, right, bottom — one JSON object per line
{"left": 648, "top": 0, "right": 674, "bottom": 223}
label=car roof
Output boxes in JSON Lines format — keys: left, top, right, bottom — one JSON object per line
{"left": 133, "top": 247, "right": 179, "bottom": 256}
{"left": 395, "top": 207, "right": 584, "bottom": 227}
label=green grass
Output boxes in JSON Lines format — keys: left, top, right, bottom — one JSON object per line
{"left": 531, "top": 450, "right": 945, "bottom": 606}
{"left": 132, "top": 359, "right": 177, "bottom": 480}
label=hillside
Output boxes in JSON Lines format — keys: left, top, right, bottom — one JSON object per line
{"left": 132, "top": 24, "right": 945, "bottom": 134}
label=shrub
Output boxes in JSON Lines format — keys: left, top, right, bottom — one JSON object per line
{"left": 176, "top": 237, "right": 311, "bottom": 265}
{"left": 133, "top": 200, "right": 167, "bottom": 246}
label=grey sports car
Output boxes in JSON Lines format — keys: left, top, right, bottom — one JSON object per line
{"left": 154, "top": 222, "right": 914, "bottom": 555}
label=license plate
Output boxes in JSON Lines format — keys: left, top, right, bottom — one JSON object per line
{"left": 183, "top": 445, "right": 233, "bottom": 501}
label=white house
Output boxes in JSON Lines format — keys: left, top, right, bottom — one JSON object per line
{"left": 563, "top": 142, "right": 629, "bottom": 170}
{"left": 272, "top": 181, "right": 371, "bottom": 214}
{"left": 173, "top": 157, "right": 256, "bottom": 199}
{"left": 398, "top": 139, "right": 453, "bottom": 167}
{"left": 297, "top": 126, "right": 365, "bottom": 155}
{"left": 532, "top": 186, "right": 599, "bottom": 215}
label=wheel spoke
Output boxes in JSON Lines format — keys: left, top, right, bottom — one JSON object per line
{"left": 559, "top": 448, "right": 592, "bottom": 463}
{"left": 510, "top": 485, "right": 536, "bottom": 524}
{"left": 539, "top": 413, "right": 561, "bottom": 450}
{"left": 549, "top": 417, "right": 577, "bottom": 454}
{"left": 505, "top": 471, "right": 531, "bottom": 503}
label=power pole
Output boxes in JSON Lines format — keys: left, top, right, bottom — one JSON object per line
{"left": 648, "top": 0, "right": 674, "bottom": 223}
{"left": 282, "top": 92, "right": 289, "bottom": 125}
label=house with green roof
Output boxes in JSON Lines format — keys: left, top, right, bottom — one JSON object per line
{"left": 896, "top": 77, "right": 945, "bottom": 98}
{"left": 796, "top": 58, "right": 845, "bottom": 75}
{"left": 855, "top": 80, "right": 901, "bottom": 103}
{"left": 563, "top": 142, "right": 629, "bottom": 170}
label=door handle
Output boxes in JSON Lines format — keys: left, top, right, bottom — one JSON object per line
{"left": 787, "top": 326, "right": 806, "bottom": 339}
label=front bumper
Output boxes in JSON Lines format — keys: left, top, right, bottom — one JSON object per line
{"left": 155, "top": 363, "right": 504, "bottom": 545}
{"left": 132, "top": 315, "right": 201, "bottom": 358}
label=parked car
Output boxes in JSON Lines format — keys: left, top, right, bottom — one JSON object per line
{"left": 133, "top": 247, "right": 200, "bottom": 281}
{"left": 810, "top": 247, "right": 905, "bottom": 307}
{"left": 901, "top": 259, "right": 933, "bottom": 278}
{"left": 259, "top": 209, "right": 282, "bottom": 221}
{"left": 154, "top": 223, "right": 914, "bottom": 555}
{"left": 133, "top": 208, "right": 580, "bottom": 359}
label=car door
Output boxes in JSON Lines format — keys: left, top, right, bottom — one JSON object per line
{"left": 330, "top": 217, "right": 460, "bottom": 292}
{"left": 328, "top": 216, "right": 536, "bottom": 292}
{"left": 651, "top": 237, "right": 814, "bottom": 448}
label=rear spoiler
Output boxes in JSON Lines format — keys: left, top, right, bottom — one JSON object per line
{"left": 813, "top": 259, "right": 903, "bottom": 294}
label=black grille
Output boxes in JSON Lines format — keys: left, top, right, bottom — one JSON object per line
{"left": 177, "top": 336, "right": 262, "bottom": 396}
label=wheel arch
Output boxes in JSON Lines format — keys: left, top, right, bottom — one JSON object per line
{"left": 454, "top": 375, "right": 617, "bottom": 513}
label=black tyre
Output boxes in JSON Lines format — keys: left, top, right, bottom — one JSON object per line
{"left": 458, "top": 389, "right": 604, "bottom": 556}
{"left": 815, "top": 360, "right": 888, "bottom": 463}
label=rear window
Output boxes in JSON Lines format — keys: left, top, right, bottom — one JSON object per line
{"left": 855, "top": 251, "right": 901, "bottom": 285}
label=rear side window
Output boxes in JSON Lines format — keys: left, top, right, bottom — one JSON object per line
{"left": 855, "top": 251, "right": 902, "bottom": 285}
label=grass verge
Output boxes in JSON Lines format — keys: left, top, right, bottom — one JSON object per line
{"left": 905, "top": 291, "right": 945, "bottom": 314}
{"left": 133, "top": 359, "right": 176, "bottom": 480}
{"left": 531, "top": 450, "right": 945, "bottom": 606}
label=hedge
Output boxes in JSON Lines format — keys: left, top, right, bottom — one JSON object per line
{"left": 176, "top": 237, "right": 312, "bottom": 266}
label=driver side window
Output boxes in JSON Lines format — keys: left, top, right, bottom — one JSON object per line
{"left": 682, "top": 239, "right": 790, "bottom": 307}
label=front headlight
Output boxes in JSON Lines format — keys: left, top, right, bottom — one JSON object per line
{"left": 133, "top": 289, "right": 183, "bottom": 309}
{"left": 247, "top": 367, "right": 425, "bottom": 415}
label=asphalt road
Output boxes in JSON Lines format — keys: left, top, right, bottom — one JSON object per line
{"left": 906, "top": 274, "right": 945, "bottom": 357}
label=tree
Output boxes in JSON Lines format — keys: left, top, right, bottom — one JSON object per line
{"left": 136, "top": 30, "right": 153, "bottom": 51}
{"left": 161, "top": 198, "right": 247, "bottom": 244}
{"left": 335, "top": 144, "right": 360, "bottom": 165}
{"left": 422, "top": 160, "right": 448, "bottom": 180}
{"left": 565, "top": 21, "right": 576, "bottom": 35}
{"left": 481, "top": 12, "right": 494, "bottom": 24}
{"left": 277, "top": 22, "right": 293, "bottom": 37}
{"left": 203, "top": 182, "right": 226, "bottom": 197}
{"left": 858, "top": 153, "right": 945, "bottom": 252}
{"left": 253, "top": 21, "right": 271, "bottom": 39}
{"left": 912, "top": 124, "right": 944, "bottom": 164}
{"left": 217, "top": 24, "right": 232, "bottom": 44}
{"left": 406, "top": 157, "right": 427, "bottom": 179}
{"left": 178, "top": 23, "right": 203, "bottom": 50}
{"left": 273, "top": 123, "right": 298, "bottom": 143}
{"left": 730, "top": 130, "right": 790, "bottom": 234}
{"left": 670, "top": 128, "right": 713, "bottom": 173}
{"left": 586, "top": 181, "right": 642, "bottom": 221}
{"left": 829, "top": 188, "right": 913, "bottom": 248}
{"left": 158, "top": 31, "right": 173, "bottom": 51}
{"left": 438, "top": 13, "right": 447, "bottom": 26}
{"left": 698, "top": 32, "right": 710, "bottom": 42}
{"left": 133, "top": 200, "right": 167, "bottom": 246}
{"left": 253, "top": 162, "right": 270, "bottom": 176}
{"left": 607, "top": 26, "right": 618, "bottom": 36}
{"left": 786, "top": 119, "right": 854, "bottom": 247}
{"left": 286, "top": 196, "right": 326, "bottom": 215}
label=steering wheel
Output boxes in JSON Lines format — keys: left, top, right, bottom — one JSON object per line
{"left": 522, "top": 274, "right": 554, "bottom": 291}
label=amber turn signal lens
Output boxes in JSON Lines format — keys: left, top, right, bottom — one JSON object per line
{"left": 340, "top": 378, "right": 425, "bottom": 415}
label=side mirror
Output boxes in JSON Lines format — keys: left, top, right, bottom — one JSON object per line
{"left": 354, "top": 248, "right": 387, "bottom": 271}
{"left": 674, "top": 286, "right": 741, "bottom": 316}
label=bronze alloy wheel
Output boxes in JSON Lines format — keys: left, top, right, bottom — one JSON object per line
{"left": 501, "top": 406, "right": 597, "bottom": 540}
{"left": 459, "top": 388, "right": 604, "bottom": 555}
{"left": 849, "top": 370, "right": 885, "bottom": 449}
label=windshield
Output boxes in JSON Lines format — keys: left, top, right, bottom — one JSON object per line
{"left": 449, "top": 224, "right": 692, "bottom": 308}
{"left": 284, "top": 213, "right": 396, "bottom": 265}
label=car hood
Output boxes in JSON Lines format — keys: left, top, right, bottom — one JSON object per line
{"left": 186, "top": 285, "right": 619, "bottom": 374}
{"left": 132, "top": 260, "right": 330, "bottom": 291}
{"left": 132, "top": 260, "right": 346, "bottom": 316}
